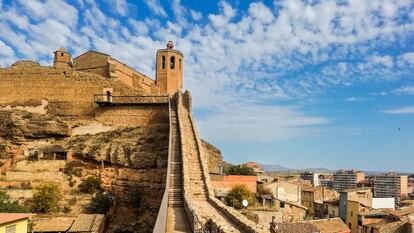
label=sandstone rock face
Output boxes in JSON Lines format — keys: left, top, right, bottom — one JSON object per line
{"left": 202, "top": 139, "right": 225, "bottom": 174}
{"left": 66, "top": 125, "right": 169, "bottom": 169}
{"left": 0, "top": 110, "right": 70, "bottom": 140}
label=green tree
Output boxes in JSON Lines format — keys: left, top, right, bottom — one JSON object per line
{"left": 87, "top": 192, "right": 113, "bottom": 214}
{"left": 225, "top": 184, "right": 252, "bottom": 209}
{"left": 78, "top": 176, "right": 101, "bottom": 194}
{"left": 224, "top": 165, "right": 255, "bottom": 176}
{"left": 0, "top": 191, "right": 27, "bottom": 213}
{"left": 29, "top": 183, "right": 61, "bottom": 213}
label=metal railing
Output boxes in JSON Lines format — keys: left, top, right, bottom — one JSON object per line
{"left": 152, "top": 97, "right": 173, "bottom": 233}
{"left": 94, "top": 94, "right": 169, "bottom": 104}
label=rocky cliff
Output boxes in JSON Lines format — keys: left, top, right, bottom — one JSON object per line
{"left": 0, "top": 109, "right": 168, "bottom": 232}
{"left": 0, "top": 109, "right": 69, "bottom": 140}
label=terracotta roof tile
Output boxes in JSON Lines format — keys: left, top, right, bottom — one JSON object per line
{"left": 0, "top": 213, "right": 31, "bottom": 225}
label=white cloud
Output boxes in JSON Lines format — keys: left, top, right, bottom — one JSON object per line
{"left": 346, "top": 97, "right": 369, "bottom": 102}
{"left": 0, "top": 40, "right": 14, "bottom": 57}
{"left": 391, "top": 85, "right": 414, "bottom": 95}
{"left": 198, "top": 102, "right": 327, "bottom": 142}
{"left": 397, "top": 52, "right": 414, "bottom": 66}
{"left": 382, "top": 106, "right": 414, "bottom": 114}
{"left": 16, "top": 0, "right": 78, "bottom": 26}
{"left": 144, "top": 0, "right": 167, "bottom": 17}
{"left": 0, "top": 0, "right": 414, "bottom": 142}
{"left": 190, "top": 10, "right": 202, "bottom": 21}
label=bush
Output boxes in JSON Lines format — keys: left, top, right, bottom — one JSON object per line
{"left": 64, "top": 161, "right": 83, "bottom": 177}
{"left": 224, "top": 165, "right": 255, "bottom": 176}
{"left": 257, "top": 184, "right": 273, "bottom": 196}
{"left": 86, "top": 192, "right": 113, "bottom": 214}
{"left": 0, "top": 191, "right": 28, "bottom": 213}
{"left": 225, "top": 184, "right": 253, "bottom": 209}
{"left": 29, "top": 183, "right": 61, "bottom": 213}
{"left": 78, "top": 176, "right": 101, "bottom": 194}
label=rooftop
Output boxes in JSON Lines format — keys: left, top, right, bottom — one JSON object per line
{"left": 272, "top": 222, "right": 319, "bottom": 233}
{"left": 32, "top": 217, "right": 76, "bottom": 232}
{"left": 0, "top": 213, "right": 31, "bottom": 225}
{"left": 68, "top": 214, "right": 105, "bottom": 232}
{"left": 309, "top": 218, "right": 350, "bottom": 233}
{"left": 340, "top": 187, "right": 371, "bottom": 193}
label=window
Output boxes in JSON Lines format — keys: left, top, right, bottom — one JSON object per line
{"left": 61, "top": 52, "right": 64, "bottom": 56}
{"left": 170, "top": 56, "right": 175, "bottom": 69}
{"left": 6, "top": 225, "right": 16, "bottom": 233}
{"left": 280, "top": 202, "right": 285, "bottom": 208}
{"left": 162, "top": 56, "right": 165, "bottom": 69}
{"left": 351, "top": 211, "right": 353, "bottom": 217}
{"left": 179, "top": 58, "right": 182, "bottom": 70}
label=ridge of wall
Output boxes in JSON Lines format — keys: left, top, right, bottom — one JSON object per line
{"left": 178, "top": 91, "right": 269, "bottom": 233}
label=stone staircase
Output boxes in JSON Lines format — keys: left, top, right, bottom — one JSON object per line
{"left": 168, "top": 99, "right": 184, "bottom": 207}
{"left": 165, "top": 98, "right": 191, "bottom": 233}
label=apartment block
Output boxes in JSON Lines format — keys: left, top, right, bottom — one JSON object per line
{"left": 333, "top": 170, "right": 365, "bottom": 192}
{"left": 374, "top": 173, "right": 408, "bottom": 204}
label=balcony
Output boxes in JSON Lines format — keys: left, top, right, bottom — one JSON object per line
{"left": 94, "top": 94, "right": 169, "bottom": 106}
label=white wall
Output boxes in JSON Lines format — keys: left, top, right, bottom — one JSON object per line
{"left": 372, "top": 198, "right": 395, "bottom": 210}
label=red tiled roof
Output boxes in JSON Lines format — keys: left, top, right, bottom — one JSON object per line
{"left": 272, "top": 222, "right": 319, "bottom": 233}
{"left": 309, "top": 218, "right": 350, "bottom": 233}
{"left": 0, "top": 213, "right": 31, "bottom": 225}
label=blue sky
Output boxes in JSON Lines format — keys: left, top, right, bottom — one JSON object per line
{"left": 0, "top": 0, "right": 413, "bottom": 172}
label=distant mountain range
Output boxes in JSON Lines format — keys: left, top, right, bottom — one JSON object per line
{"left": 260, "top": 164, "right": 332, "bottom": 173}
{"left": 260, "top": 164, "right": 412, "bottom": 175}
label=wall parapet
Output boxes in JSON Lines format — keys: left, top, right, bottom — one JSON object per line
{"left": 178, "top": 91, "right": 269, "bottom": 233}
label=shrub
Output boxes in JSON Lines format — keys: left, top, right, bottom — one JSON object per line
{"left": 0, "top": 191, "right": 28, "bottom": 213}
{"left": 78, "top": 176, "right": 101, "bottom": 194}
{"left": 63, "top": 161, "right": 83, "bottom": 177}
{"left": 225, "top": 184, "right": 253, "bottom": 209}
{"left": 257, "top": 184, "right": 273, "bottom": 196}
{"left": 29, "top": 183, "right": 61, "bottom": 213}
{"left": 86, "top": 191, "right": 113, "bottom": 214}
{"left": 224, "top": 165, "right": 255, "bottom": 176}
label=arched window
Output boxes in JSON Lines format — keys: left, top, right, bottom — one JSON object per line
{"left": 179, "top": 59, "right": 182, "bottom": 70}
{"left": 61, "top": 52, "right": 64, "bottom": 56}
{"left": 170, "top": 56, "right": 175, "bottom": 69}
{"left": 162, "top": 56, "right": 165, "bottom": 69}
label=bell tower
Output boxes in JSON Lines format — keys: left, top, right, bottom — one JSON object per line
{"left": 155, "top": 41, "right": 183, "bottom": 95}
{"left": 53, "top": 47, "right": 72, "bottom": 69}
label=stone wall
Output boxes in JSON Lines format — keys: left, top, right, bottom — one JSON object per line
{"left": 0, "top": 63, "right": 167, "bottom": 126}
{"left": 178, "top": 91, "right": 269, "bottom": 233}
{"left": 94, "top": 105, "right": 168, "bottom": 127}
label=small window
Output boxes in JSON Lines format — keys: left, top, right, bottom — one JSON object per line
{"left": 351, "top": 211, "right": 353, "bottom": 217}
{"left": 6, "top": 225, "right": 16, "bottom": 233}
{"left": 170, "top": 56, "right": 175, "bottom": 69}
{"left": 179, "top": 58, "right": 182, "bottom": 70}
{"left": 61, "top": 52, "right": 64, "bottom": 56}
{"left": 280, "top": 202, "right": 285, "bottom": 208}
{"left": 162, "top": 56, "right": 165, "bottom": 69}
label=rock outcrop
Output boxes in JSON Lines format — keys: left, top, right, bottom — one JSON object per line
{"left": 0, "top": 110, "right": 70, "bottom": 140}
{"left": 66, "top": 125, "right": 169, "bottom": 169}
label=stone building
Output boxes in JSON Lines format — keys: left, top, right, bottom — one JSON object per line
{"left": 264, "top": 180, "right": 302, "bottom": 205}
{"left": 155, "top": 40, "right": 183, "bottom": 95}
{"left": 301, "top": 186, "right": 339, "bottom": 218}
{"left": 70, "top": 40, "right": 182, "bottom": 95}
